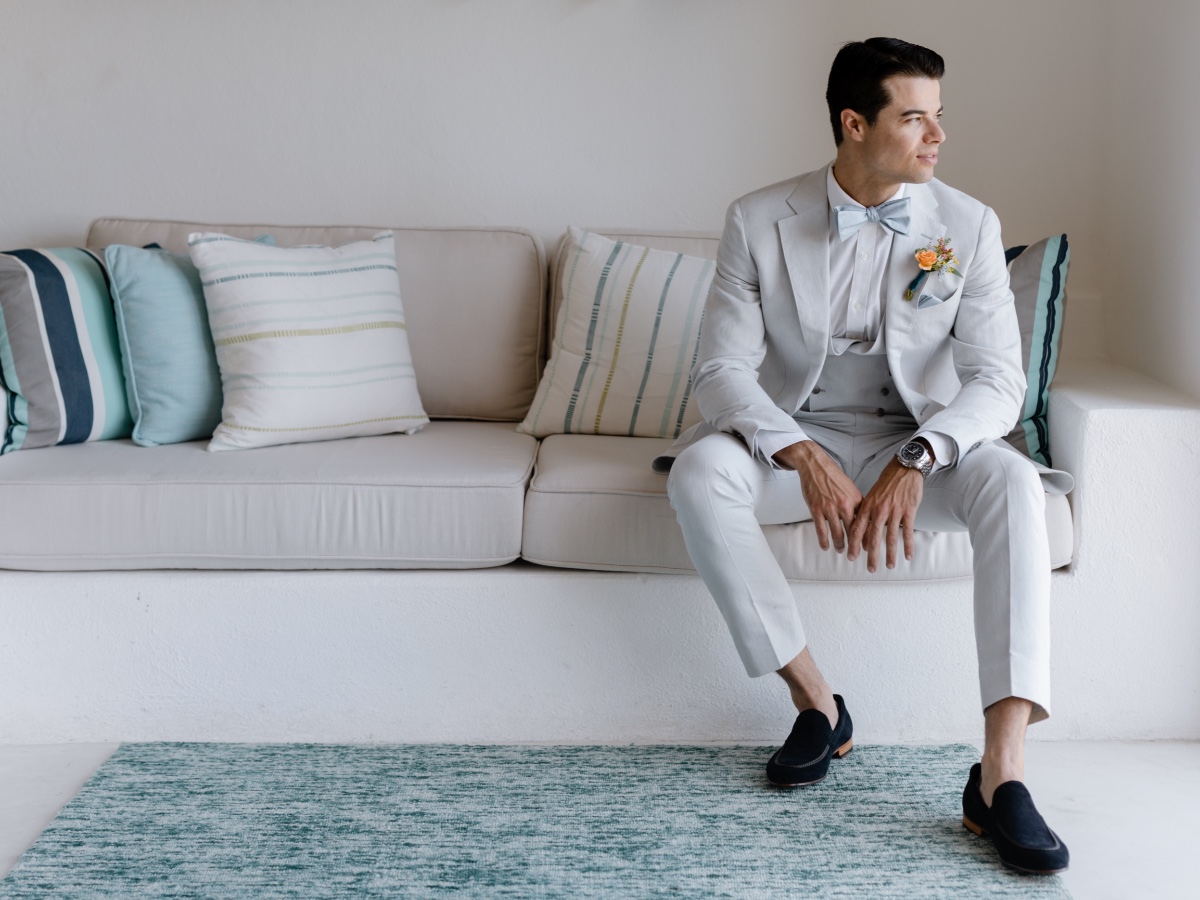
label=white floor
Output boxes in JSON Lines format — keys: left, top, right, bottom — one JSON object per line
{"left": 1, "top": 741, "right": 1197, "bottom": 899}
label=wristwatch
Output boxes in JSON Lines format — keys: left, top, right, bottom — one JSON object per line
{"left": 896, "top": 440, "right": 934, "bottom": 478}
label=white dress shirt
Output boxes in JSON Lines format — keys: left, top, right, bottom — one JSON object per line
{"left": 755, "top": 163, "right": 957, "bottom": 472}
{"left": 825, "top": 163, "right": 901, "bottom": 357}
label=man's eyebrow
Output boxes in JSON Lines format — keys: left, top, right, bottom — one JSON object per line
{"left": 899, "top": 106, "right": 945, "bottom": 116}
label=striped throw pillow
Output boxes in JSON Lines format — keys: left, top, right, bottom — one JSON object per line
{"left": 188, "top": 230, "right": 429, "bottom": 452}
{"left": 519, "top": 227, "right": 711, "bottom": 439}
{"left": 0, "top": 247, "right": 132, "bottom": 454}
{"left": 1003, "top": 235, "right": 1070, "bottom": 467}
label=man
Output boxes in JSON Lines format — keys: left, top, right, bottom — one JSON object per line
{"left": 654, "top": 38, "right": 1070, "bottom": 874}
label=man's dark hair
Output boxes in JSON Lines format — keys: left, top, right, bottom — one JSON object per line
{"left": 826, "top": 37, "right": 945, "bottom": 146}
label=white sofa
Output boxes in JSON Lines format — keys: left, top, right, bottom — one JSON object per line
{"left": 2, "top": 219, "right": 1198, "bottom": 745}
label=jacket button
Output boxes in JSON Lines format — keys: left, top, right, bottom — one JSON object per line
{"left": 812, "top": 386, "right": 823, "bottom": 394}
{"left": 881, "top": 387, "right": 890, "bottom": 396}
{"left": 875, "top": 408, "right": 886, "bottom": 417}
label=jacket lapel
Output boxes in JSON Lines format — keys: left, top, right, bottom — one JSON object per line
{"left": 779, "top": 166, "right": 832, "bottom": 364}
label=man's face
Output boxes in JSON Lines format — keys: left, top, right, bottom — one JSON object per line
{"left": 852, "top": 75, "right": 944, "bottom": 184}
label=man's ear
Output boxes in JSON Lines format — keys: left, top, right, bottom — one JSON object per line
{"left": 840, "top": 108, "right": 868, "bottom": 143}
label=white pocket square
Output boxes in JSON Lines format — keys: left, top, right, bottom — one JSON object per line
{"left": 916, "top": 293, "right": 946, "bottom": 309}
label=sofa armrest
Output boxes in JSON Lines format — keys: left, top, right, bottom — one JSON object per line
{"left": 1048, "top": 362, "right": 1200, "bottom": 573}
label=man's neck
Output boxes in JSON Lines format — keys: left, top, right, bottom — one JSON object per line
{"left": 831, "top": 155, "right": 902, "bottom": 208}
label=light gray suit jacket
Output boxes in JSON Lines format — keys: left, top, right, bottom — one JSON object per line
{"left": 651, "top": 162, "right": 1072, "bottom": 494}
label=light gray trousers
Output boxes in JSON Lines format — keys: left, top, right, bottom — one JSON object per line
{"left": 665, "top": 410, "right": 1052, "bottom": 725}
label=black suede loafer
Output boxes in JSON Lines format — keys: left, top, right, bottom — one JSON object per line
{"left": 962, "top": 762, "right": 1070, "bottom": 874}
{"left": 766, "top": 693, "right": 853, "bottom": 787}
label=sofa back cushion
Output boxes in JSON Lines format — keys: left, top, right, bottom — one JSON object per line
{"left": 88, "top": 220, "right": 545, "bottom": 421}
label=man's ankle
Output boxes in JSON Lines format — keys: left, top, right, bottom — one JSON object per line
{"left": 982, "top": 757, "right": 1023, "bottom": 775}
{"left": 980, "top": 752, "right": 1024, "bottom": 785}
{"left": 789, "top": 687, "right": 838, "bottom": 727}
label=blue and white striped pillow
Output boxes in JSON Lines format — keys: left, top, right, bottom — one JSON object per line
{"left": 0, "top": 247, "right": 132, "bottom": 454}
{"left": 1003, "top": 235, "right": 1070, "bottom": 467}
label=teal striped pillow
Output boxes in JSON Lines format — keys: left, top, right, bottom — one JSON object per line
{"left": 519, "top": 227, "right": 711, "bottom": 439}
{"left": 0, "top": 247, "right": 132, "bottom": 454}
{"left": 1003, "top": 235, "right": 1069, "bottom": 467}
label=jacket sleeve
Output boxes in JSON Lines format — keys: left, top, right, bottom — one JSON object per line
{"left": 690, "top": 198, "right": 810, "bottom": 469}
{"left": 916, "top": 206, "right": 1025, "bottom": 462}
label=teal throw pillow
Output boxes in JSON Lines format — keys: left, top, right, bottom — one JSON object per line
{"left": 1002, "top": 235, "right": 1069, "bottom": 467}
{"left": 105, "top": 235, "right": 275, "bottom": 446}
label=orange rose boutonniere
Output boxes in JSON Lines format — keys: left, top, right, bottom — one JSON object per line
{"left": 904, "top": 236, "right": 960, "bottom": 301}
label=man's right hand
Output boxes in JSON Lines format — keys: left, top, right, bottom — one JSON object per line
{"left": 773, "top": 440, "right": 863, "bottom": 553}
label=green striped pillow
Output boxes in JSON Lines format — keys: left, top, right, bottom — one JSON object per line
{"left": 0, "top": 247, "right": 132, "bottom": 454}
{"left": 1003, "top": 235, "right": 1070, "bottom": 467}
{"left": 188, "top": 230, "right": 428, "bottom": 452}
{"left": 519, "top": 227, "right": 711, "bottom": 439}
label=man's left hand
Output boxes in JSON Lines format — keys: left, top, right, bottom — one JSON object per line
{"left": 847, "top": 459, "right": 925, "bottom": 572}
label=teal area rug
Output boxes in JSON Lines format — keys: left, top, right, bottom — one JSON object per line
{"left": 0, "top": 742, "right": 1071, "bottom": 898}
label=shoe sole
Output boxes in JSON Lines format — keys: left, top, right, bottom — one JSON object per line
{"left": 767, "top": 738, "right": 854, "bottom": 787}
{"left": 961, "top": 815, "right": 1069, "bottom": 875}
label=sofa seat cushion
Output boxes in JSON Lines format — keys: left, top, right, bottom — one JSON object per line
{"left": 0, "top": 421, "right": 535, "bottom": 570}
{"left": 522, "top": 433, "right": 1074, "bottom": 579}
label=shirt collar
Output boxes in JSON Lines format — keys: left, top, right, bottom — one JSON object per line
{"left": 826, "top": 162, "right": 907, "bottom": 233}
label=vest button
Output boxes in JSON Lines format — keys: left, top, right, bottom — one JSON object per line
{"left": 876, "top": 408, "right": 886, "bottom": 417}
{"left": 881, "top": 387, "right": 890, "bottom": 396}
{"left": 812, "top": 387, "right": 823, "bottom": 394}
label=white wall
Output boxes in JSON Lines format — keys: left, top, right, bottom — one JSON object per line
{"left": 1104, "top": 1, "right": 1200, "bottom": 398}
{"left": 0, "top": 0, "right": 1109, "bottom": 361}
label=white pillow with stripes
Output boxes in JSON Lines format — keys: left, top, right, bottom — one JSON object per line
{"left": 188, "top": 230, "right": 428, "bottom": 451}
{"left": 519, "top": 227, "right": 712, "bottom": 439}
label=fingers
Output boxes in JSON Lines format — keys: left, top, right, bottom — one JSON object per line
{"left": 876, "top": 508, "right": 918, "bottom": 570}
{"left": 865, "top": 514, "right": 882, "bottom": 573}
{"left": 885, "top": 513, "right": 900, "bottom": 570}
{"left": 802, "top": 470, "right": 860, "bottom": 555}
{"left": 845, "top": 468, "right": 922, "bottom": 571}
{"left": 813, "top": 511, "right": 830, "bottom": 552}
{"left": 846, "top": 505, "right": 868, "bottom": 560}
{"left": 815, "top": 507, "right": 851, "bottom": 554}
{"left": 855, "top": 503, "right": 896, "bottom": 573}
{"left": 828, "top": 514, "right": 846, "bottom": 553}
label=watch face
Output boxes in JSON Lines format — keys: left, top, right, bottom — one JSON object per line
{"left": 900, "top": 442, "right": 926, "bottom": 464}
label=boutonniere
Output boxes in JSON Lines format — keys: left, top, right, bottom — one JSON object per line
{"left": 904, "top": 236, "right": 960, "bottom": 301}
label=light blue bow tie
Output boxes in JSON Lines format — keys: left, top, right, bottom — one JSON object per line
{"left": 833, "top": 196, "right": 912, "bottom": 241}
